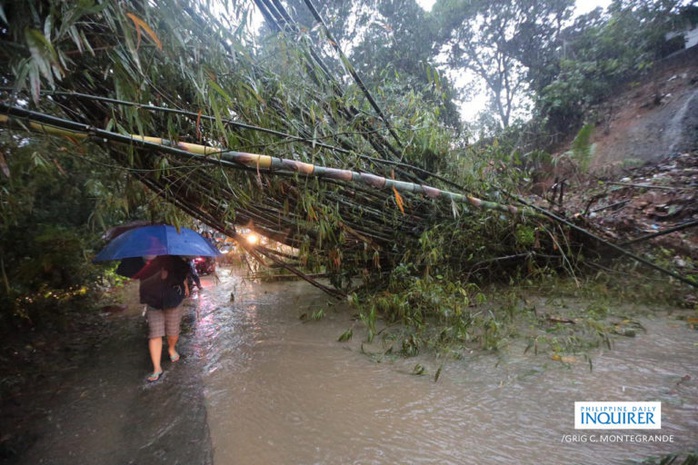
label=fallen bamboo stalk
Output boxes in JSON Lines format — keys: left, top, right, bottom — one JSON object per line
{"left": 619, "top": 219, "right": 698, "bottom": 246}
{"left": 589, "top": 199, "right": 629, "bottom": 214}
{"left": 249, "top": 272, "right": 330, "bottom": 281}
{"left": 604, "top": 181, "right": 693, "bottom": 191}
{"left": 0, "top": 104, "right": 537, "bottom": 218}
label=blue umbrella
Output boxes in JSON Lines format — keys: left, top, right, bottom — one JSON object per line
{"left": 93, "top": 224, "right": 221, "bottom": 262}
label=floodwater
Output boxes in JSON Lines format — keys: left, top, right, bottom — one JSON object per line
{"left": 9, "top": 267, "right": 697, "bottom": 465}
{"left": 196, "top": 270, "right": 697, "bottom": 465}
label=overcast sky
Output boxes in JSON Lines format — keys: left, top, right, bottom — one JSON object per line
{"left": 573, "top": 0, "right": 612, "bottom": 15}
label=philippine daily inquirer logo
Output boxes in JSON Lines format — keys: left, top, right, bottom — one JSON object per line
{"left": 575, "top": 402, "right": 661, "bottom": 430}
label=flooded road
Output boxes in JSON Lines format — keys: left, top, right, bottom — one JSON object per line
{"left": 8, "top": 267, "right": 697, "bottom": 464}
{"left": 197, "top": 271, "right": 697, "bottom": 465}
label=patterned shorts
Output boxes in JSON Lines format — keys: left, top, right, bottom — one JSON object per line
{"left": 147, "top": 306, "right": 184, "bottom": 338}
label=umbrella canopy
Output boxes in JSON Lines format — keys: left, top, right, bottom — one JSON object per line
{"left": 93, "top": 224, "right": 221, "bottom": 262}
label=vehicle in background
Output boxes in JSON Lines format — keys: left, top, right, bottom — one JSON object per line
{"left": 193, "top": 256, "right": 216, "bottom": 275}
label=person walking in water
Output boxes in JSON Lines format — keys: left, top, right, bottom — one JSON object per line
{"left": 134, "top": 255, "right": 190, "bottom": 382}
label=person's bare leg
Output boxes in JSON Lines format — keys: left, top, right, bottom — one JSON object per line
{"left": 149, "top": 337, "right": 163, "bottom": 376}
{"left": 167, "top": 335, "right": 180, "bottom": 361}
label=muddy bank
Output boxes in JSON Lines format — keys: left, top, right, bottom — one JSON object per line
{"left": 591, "top": 46, "right": 698, "bottom": 169}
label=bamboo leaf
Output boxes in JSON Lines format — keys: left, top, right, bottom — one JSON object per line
{"left": 28, "top": 63, "right": 41, "bottom": 104}
{"left": 337, "top": 328, "right": 353, "bottom": 342}
{"left": 412, "top": 364, "right": 425, "bottom": 375}
{"left": 43, "top": 13, "right": 53, "bottom": 42}
{"left": 392, "top": 186, "right": 405, "bottom": 215}
{"left": 451, "top": 198, "right": 460, "bottom": 218}
{"left": 208, "top": 78, "right": 233, "bottom": 105}
{"left": 68, "top": 26, "right": 84, "bottom": 53}
{"left": 434, "top": 364, "right": 443, "bottom": 382}
{"left": 126, "top": 12, "right": 162, "bottom": 51}
{"left": 0, "top": 150, "right": 10, "bottom": 178}
{"left": 24, "top": 28, "right": 60, "bottom": 81}
{"left": 62, "top": 3, "right": 94, "bottom": 50}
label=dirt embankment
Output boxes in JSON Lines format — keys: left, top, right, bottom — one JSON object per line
{"left": 530, "top": 46, "right": 698, "bottom": 291}
{"left": 590, "top": 46, "right": 698, "bottom": 170}
{"left": 565, "top": 153, "right": 697, "bottom": 258}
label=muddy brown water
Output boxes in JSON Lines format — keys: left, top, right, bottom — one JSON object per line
{"left": 7, "top": 268, "right": 698, "bottom": 464}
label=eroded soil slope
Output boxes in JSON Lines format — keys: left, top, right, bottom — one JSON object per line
{"left": 591, "top": 46, "right": 698, "bottom": 169}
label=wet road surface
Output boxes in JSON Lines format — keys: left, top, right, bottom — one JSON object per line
{"left": 6, "top": 268, "right": 698, "bottom": 464}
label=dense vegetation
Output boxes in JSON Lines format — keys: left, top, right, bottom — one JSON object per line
{"left": 0, "top": 0, "right": 695, "bottom": 341}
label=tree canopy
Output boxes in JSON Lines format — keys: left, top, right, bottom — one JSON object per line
{"left": 433, "top": 0, "right": 574, "bottom": 130}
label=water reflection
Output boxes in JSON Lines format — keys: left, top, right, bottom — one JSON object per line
{"left": 197, "top": 271, "right": 698, "bottom": 465}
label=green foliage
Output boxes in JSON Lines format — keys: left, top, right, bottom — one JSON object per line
{"left": 536, "top": 0, "right": 687, "bottom": 135}
{"left": 0, "top": 223, "right": 100, "bottom": 327}
{"left": 337, "top": 328, "right": 353, "bottom": 342}
{"left": 557, "top": 123, "right": 595, "bottom": 173}
{"left": 353, "top": 259, "right": 533, "bottom": 355}
{"left": 278, "top": 0, "right": 461, "bottom": 130}
{"left": 515, "top": 224, "right": 537, "bottom": 248}
{"left": 433, "top": 0, "right": 575, "bottom": 128}
{"left": 570, "top": 123, "right": 594, "bottom": 161}
{"left": 0, "top": 132, "right": 134, "bottom": 327}
{"left": 6, "top": 1, "right": 106, "bottom": 103}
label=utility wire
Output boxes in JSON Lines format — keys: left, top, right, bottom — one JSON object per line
{"left": 302, "top": 0, "right": 404, "bottom": 149}
{"left": 253, "top": 0, "right": 410, "bottom": 173}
